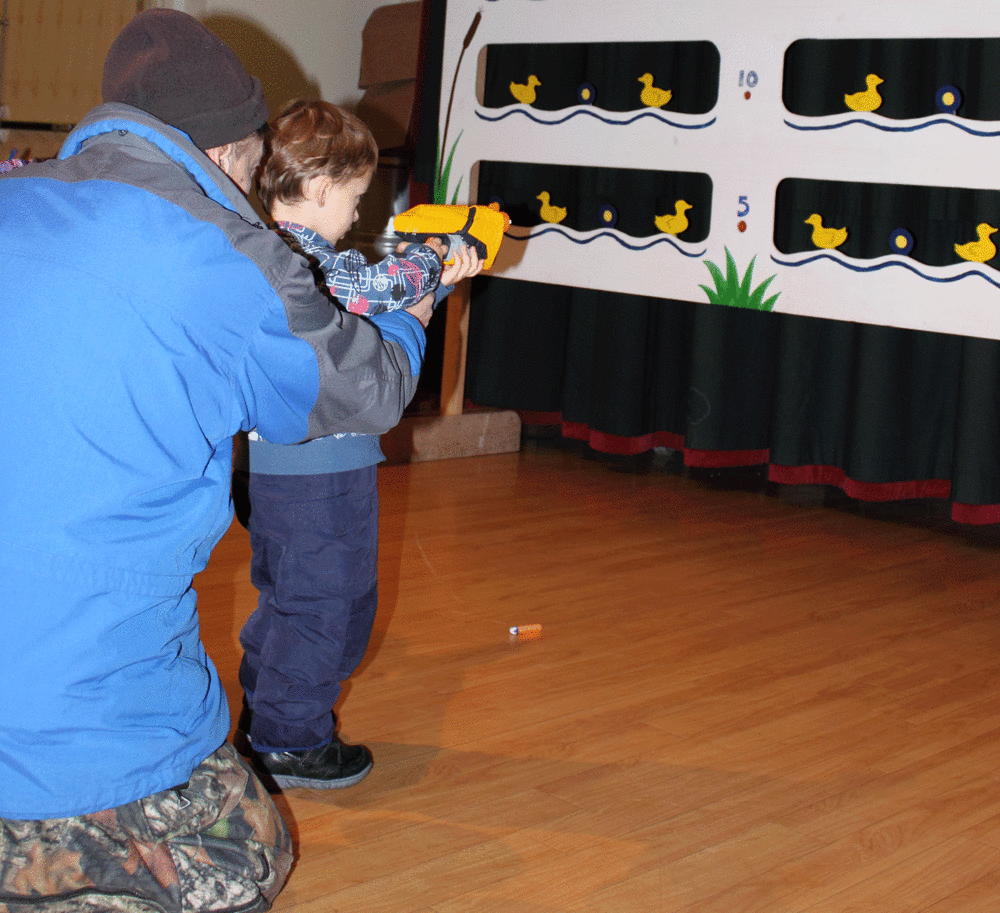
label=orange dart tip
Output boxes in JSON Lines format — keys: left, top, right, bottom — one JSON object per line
{"left": 509, "top": 624, "right": 542, "bottom": 636}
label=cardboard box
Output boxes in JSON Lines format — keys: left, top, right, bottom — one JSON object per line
{"left": 358, "top": 1, "right": 423, "bottom": 89}
{"left": 356, "top": 81, "right": 416, "bottom": 151}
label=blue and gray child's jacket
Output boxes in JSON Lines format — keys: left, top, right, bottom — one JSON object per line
{"left": 0, "top": 103, "right": 427, "bottom": 819}
{"left": 248, "top": 221, "right": 444, "bottom": 475}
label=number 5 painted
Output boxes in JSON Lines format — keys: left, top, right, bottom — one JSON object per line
{"left": 737, "top": 196, "right": 750, "bottom": 218}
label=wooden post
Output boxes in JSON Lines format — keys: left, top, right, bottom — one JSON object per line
{"left": 440, "top": 278, "right": 471, "bottom": 417}
{"left": 379, "top": 277, "right": 522, "bottom": 464}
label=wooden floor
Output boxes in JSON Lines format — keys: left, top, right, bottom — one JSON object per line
{"left": 196, "top": 443, "right": 1000, "bottom": 912}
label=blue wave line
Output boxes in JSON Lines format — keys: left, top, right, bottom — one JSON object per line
{"left": 784, "top": 116, "right": 1000, "bottom": 137}
{"left": 508, "top": 226, "right": 705, "bottom": 258}
{"left": 477, "top": 107, "right": 716, "bottom": 129}
{"left": 770, "top": 251, "right": 1000, "bottom": 289}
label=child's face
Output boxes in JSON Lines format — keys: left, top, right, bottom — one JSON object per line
{"left": 309, "top": 169, "right": 373, "bottom": 245}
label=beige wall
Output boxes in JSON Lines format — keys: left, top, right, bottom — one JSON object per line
{"left": 146, "top": 0, "right": 412, "bottom": 110}
{"left": 1, "top": 0, "right": 412, "bottom": 160}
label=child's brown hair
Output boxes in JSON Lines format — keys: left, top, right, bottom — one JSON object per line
{"left": 257, "top": 100, "right": 378, "bottom": 213}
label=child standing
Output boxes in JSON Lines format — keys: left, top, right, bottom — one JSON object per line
{"left": 239, "top": 100, "right": 481, "bottom": 789}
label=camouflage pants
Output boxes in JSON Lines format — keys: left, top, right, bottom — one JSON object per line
{"left": 0, "top": 743, "right": 293, "bottom": 912}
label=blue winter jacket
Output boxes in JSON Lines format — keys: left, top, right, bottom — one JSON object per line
{"left": 0, "top": 104, "right": 426, "bottom": 818}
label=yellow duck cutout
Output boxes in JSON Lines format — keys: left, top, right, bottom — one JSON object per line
{"left": 536, "top": 191, "right": 567, "bottom": 224}
{"left": 955, "top": 223, "right": 998, "bottom": 263}
{"left": 845, "top": 74, "right": 884, "bottom": 112}
{"left": 638, "top": 73, "right": 672, "bottom": 108}
{"left": 510, "top": 75, "right": 541, "bottom": 105}
{"left": 805, "top": 214, "right": 848, "bottom": 250}
{"left": 654, "top": 200, "right": 692, "bottom": 236}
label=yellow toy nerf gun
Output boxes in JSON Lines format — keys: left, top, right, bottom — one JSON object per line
{"left": 392, "top": 202, "right": 511, "bottom": 270}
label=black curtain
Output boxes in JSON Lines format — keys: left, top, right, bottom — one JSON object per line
{"left": 466, "top": 276, "right": 1000, "bottom": 521}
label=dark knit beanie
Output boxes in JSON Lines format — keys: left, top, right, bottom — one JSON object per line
{"left": 101, "top": 9, "right": 269, "bottom": 150}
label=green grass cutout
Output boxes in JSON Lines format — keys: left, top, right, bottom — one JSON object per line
{"left": 700, "top": 249, "right": 779, "bottom": 311}
{"left": 434, "top": 131, "right": 464, "bottom": 204}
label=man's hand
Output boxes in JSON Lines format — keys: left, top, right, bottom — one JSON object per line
{"left": 402, "top": 242, "right": 484, "bottom": 328}
{"left": 405, "top": 295, "right": 434, "bottom": 328}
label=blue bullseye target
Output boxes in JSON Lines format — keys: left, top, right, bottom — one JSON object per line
{"left": 935, "top": 85, "right": 962, "bottom": 114}
{"left": 889, "top": 228, "right": 914, "bottom": 256}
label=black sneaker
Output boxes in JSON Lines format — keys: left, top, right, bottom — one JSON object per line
{"left": 232, "top": 698, "right": 254, "bottom": 757}
{"left": 250, "top": 737, "right": 374, "bottom": 790}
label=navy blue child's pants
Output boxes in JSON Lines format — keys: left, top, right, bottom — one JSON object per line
{"left": 239, "top": 466, "right": 379, "bottom": 752}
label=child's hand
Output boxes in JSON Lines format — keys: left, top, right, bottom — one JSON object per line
{"left": 440, "top": 244, "right": 483, "bottom": 286}
{"left": 398, "top": 237, "right": 450, "bottom": 262}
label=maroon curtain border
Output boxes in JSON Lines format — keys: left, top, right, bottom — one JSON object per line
{"left": 513, "top": 410, "right": 997, "bottom": 525}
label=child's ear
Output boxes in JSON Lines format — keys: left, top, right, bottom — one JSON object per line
{"left": 305, "top": 175, "right": 332, "bottom": 207}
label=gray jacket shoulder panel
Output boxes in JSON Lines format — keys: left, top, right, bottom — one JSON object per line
{"left": 57, "top": 105, "right": 421, "bottom": 440}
